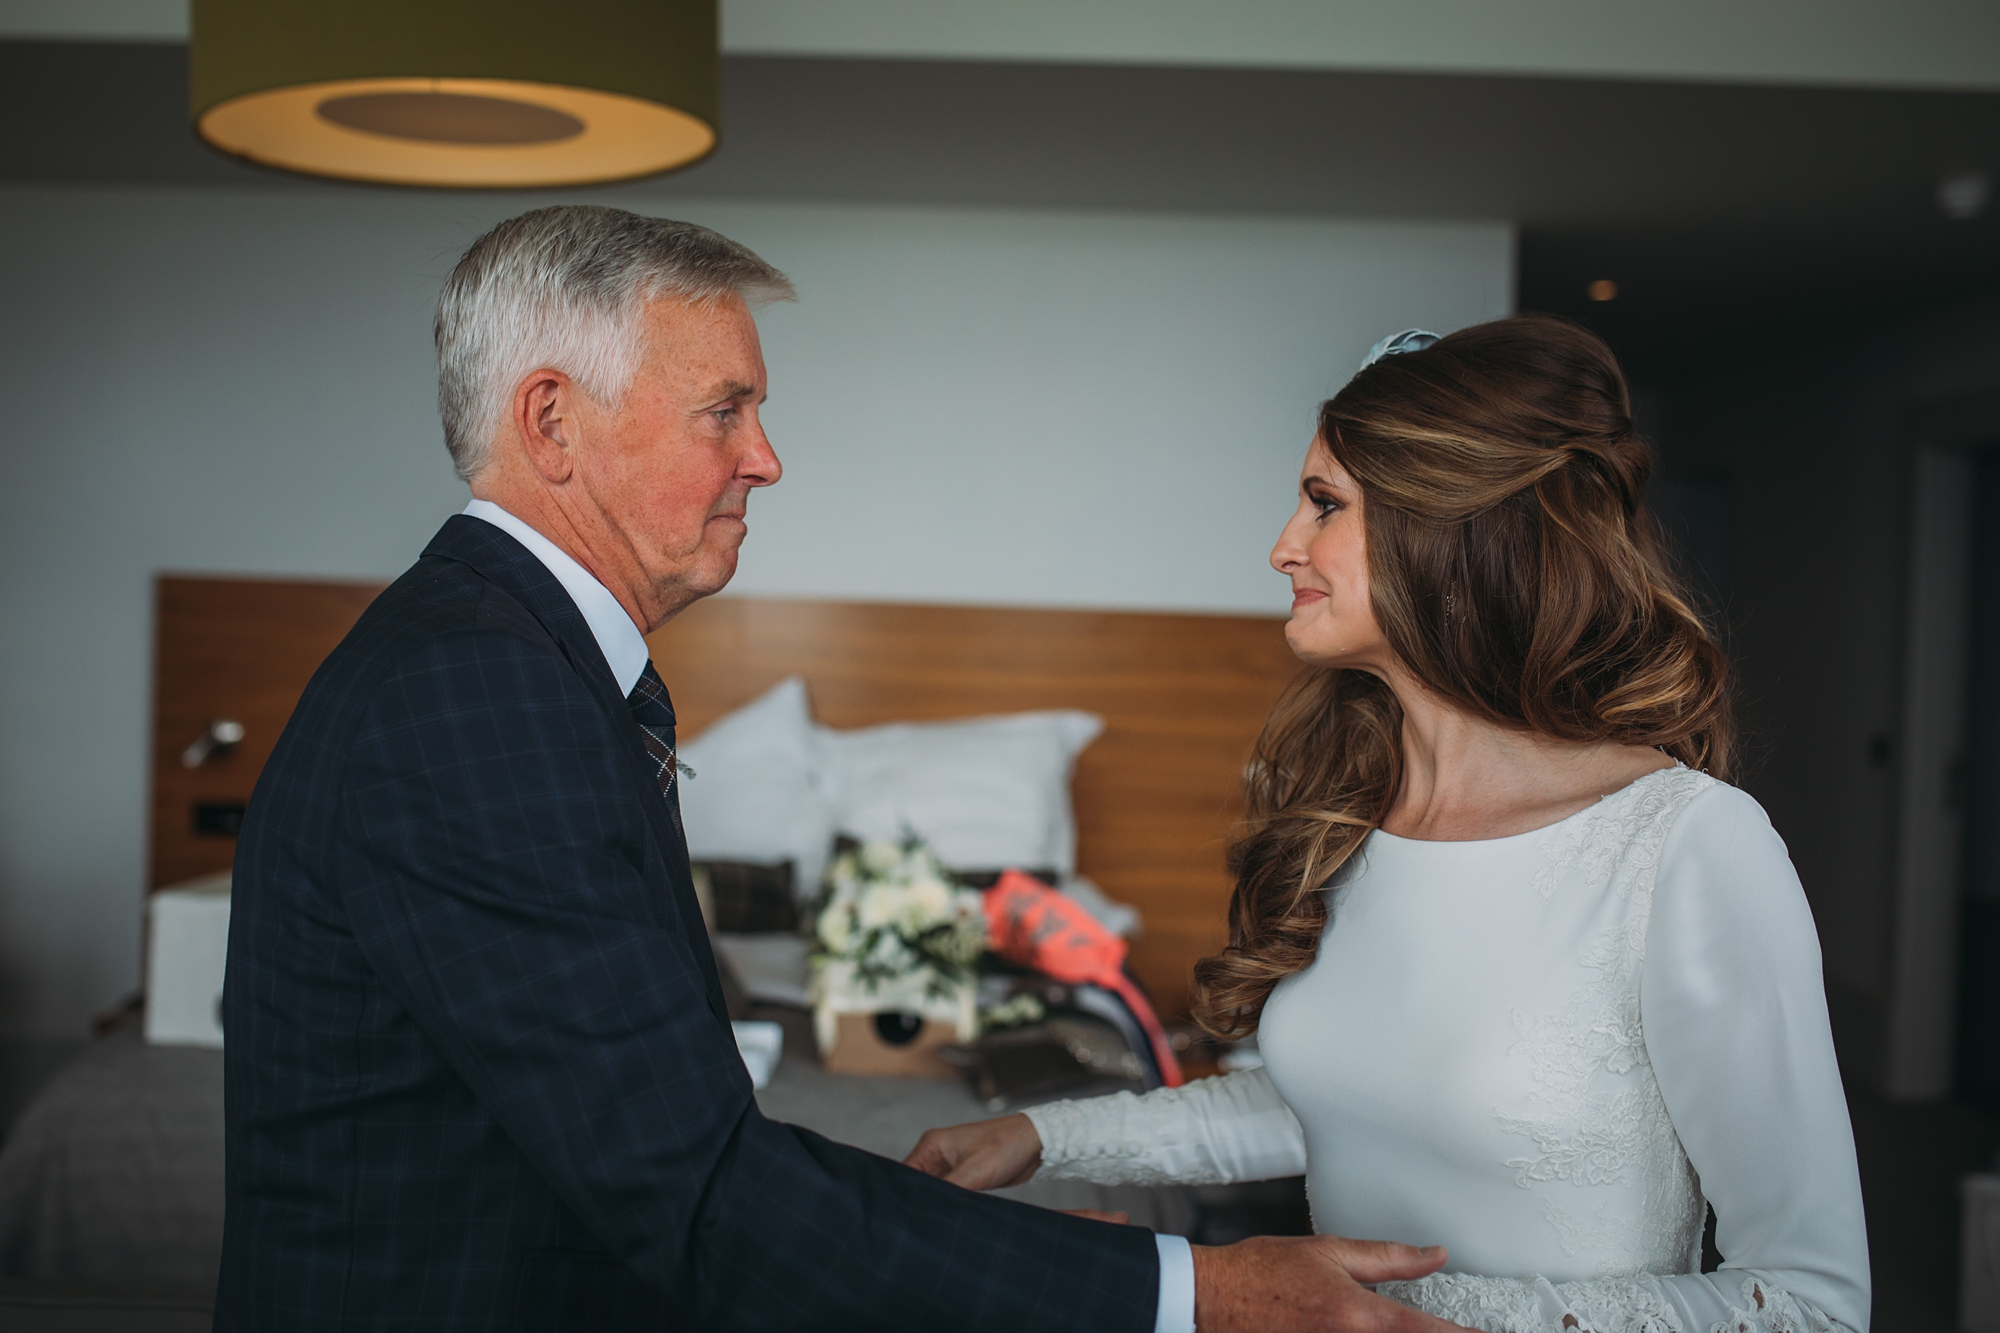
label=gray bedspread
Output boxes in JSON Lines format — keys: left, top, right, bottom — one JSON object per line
{"left": 0, "top": 1018, "right": 1194, "bottom": 1303}
{"left": 0, "top": 1028, "right": 223, "bottom": 1300}
{"left": 751, "top": 1009, "right": 1198, "bottom": 1236}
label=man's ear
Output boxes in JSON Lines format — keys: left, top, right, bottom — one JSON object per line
{"left": 513, "top": 371, "right": 579, "bottom": 484}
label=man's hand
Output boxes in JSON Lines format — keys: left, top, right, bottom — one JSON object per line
{"left": 1193, "top": 1234, "right": 1469, "bottom": 1333}
{"left": 907, "top": 1121, "right": 1471, "bottom": 1333}
{"left": 903, "top": 1114, "right": 1043, "bottom": 1190}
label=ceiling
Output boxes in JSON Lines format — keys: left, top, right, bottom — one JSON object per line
{"left": 3, "top": 39, "right": 1996, "bottom": 378}
{"left": 15, "top": 0, "right": 2000, "bottom": 89}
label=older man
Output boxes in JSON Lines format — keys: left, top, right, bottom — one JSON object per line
{"left": 215, "top": 206, "right": 1452, "bottom": 1331}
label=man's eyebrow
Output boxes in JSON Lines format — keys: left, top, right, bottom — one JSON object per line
{"left": 700, "top": 380, "right": 758, "bottom": 404}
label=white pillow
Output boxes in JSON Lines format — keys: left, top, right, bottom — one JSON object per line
{"left": 818, "top": 711, "right": 1103, "bottom": 876}
{"left": 677, "top": 677, "right": 833, "bottom": 897}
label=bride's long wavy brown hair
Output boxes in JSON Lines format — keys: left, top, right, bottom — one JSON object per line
{"left": 1190, "top": 314, "right": 1733, "bottom": 1038}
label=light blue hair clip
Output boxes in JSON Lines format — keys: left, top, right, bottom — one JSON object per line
{"left": 1359, "top": 328, "right": 1442, "bottom": 371}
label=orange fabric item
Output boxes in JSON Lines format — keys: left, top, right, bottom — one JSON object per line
{"left": 983, "top": 870, "right": 1184, "bottom": 1087}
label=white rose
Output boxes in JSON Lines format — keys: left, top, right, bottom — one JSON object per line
{"left": 861, "top": 839, "right": 902, "bottom": 876}
{"left": 817, "top": 907, "right": 853, "bottom": 954}
{"left": 907, "top": 877, "right": 952, "bottom": 925}
{"left": 857, "top": 884, "right": 903, "bottom": 930}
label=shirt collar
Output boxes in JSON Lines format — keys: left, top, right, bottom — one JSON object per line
{"left": 461, "top": 499, "right": 651, "bottom": 697}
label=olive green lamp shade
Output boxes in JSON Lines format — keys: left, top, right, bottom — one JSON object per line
{"left": 190, "top": 0, "right": 718, "bottom": 187}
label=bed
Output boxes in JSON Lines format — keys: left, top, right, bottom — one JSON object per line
{"left": 0, "top": 574, "right": 1302, "bottom": 1306}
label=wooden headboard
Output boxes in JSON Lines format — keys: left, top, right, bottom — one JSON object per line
{"left": 152, "top": 576, "right": 1297, "bottom": 1018}
{"left": 152, "top": 577, "right": 383, "bottom": 888}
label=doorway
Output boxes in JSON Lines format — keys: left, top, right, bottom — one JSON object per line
{"left": 1958, "top": 441, "right": 2000, "bottom": 1110}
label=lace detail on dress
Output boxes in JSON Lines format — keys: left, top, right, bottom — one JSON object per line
{"left": 1542, "top": 1196, "right": 1645, "bottom": 1265}
{"left": 1024, "top": 1069, "right": 1306, "bottom": 1187}
{"left": 1495, "top": 766, "right": 1713, "bottom": 1277}
{"left": 1558, "top": 1278, "right": 1684, "bottom": 1333}
{"left": 1527, "top": 769, "right": 1689, "bottom": 903}
{"left": 1027, "top": 1095, "right": 1194, "bottom": 1187}
{"left": 1708, "top": 1277, "right": 1842, "bottom": 1333}
{"left": 1379, "top": 1273, "right": 1549, "bottom": 1333}
{"left": 1383, "top": 1272, "right": 1845, "bottom": 1333}
{"left": 1379, "top": 1273, "right": 1681, "bottom": 1333}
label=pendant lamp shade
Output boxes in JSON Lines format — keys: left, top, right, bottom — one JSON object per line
{"left": 190, "top": 0, "right": 718, "bottom": 188}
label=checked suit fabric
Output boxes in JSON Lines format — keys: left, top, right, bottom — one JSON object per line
{"left": 213, "top": 514, "right": 1160, "bottom": 1333}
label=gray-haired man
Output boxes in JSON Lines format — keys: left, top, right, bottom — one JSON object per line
{"left": 216, "top": 206, "right": 1455, "bottom": 1331}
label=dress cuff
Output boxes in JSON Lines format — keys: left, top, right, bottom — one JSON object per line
{"left": 1024, "top": 1099, "right": 1082, "bottom": 1169}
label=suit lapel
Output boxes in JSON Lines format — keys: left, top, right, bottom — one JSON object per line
{"left": 422, "top": 517, "right": 730, "bottom": 1016}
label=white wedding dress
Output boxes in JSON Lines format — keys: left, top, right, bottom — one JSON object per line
{"left": 1025, "top": 766, "right": 1870, "bottom": 1333}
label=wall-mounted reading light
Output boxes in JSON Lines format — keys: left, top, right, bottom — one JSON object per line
{"left": 182, "top": 719, "right": 246, "bottom": 769}
{"left": 1587, "top": 280, "right": 1619, "bottom": 302}
{"left": 190, "top": 0, "right": 718, "bottom": 188}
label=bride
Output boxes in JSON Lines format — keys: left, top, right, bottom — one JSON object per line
{"left": 906, "top": 316, "right": 1870, "bottom": 1333}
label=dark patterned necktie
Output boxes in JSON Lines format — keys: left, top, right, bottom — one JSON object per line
{"left": 627, "top": 662, "right": 686, "bottom": 833}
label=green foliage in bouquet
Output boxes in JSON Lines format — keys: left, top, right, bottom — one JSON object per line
{"left": 813, "top": 837, "right": 987, "bottom": 1000}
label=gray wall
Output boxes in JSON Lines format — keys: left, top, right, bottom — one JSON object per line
{"left": 1666, "top": 289, "right": 2000, "bottom": 1085}
{"left": 0, "top": 183, "right": 1510, "bottom": 1036}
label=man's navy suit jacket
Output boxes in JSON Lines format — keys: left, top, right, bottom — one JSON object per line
{"left": 214, "top": 516, "right": 1159, "bottom": 1331}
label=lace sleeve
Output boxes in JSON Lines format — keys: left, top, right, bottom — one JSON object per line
{"left": 1023, "top": 1067, "right": 1308, "bottom": 1187}
{"left": 1378, "top": 1271, "right": 1857, "bottom": 1333}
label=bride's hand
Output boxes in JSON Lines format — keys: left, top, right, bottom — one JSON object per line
{"left": 902, "top": 1113, "right": 1043, "bottom": 1190}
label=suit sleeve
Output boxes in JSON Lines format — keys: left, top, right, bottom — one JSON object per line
{"left": 334, "top": 622, "right": 1159, "bottom": 1333}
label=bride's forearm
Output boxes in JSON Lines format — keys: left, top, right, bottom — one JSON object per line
{"left": 1026, "top": 1067, "right": 1308, "bottom": 1187}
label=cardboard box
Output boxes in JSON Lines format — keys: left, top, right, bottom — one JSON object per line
{"left": 819, "top": 1011, "right": 957, "bottom": 1078}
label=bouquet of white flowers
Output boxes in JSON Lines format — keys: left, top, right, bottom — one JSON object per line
{"left": 810, "top": 837, "right": 986, "bottom": 1053}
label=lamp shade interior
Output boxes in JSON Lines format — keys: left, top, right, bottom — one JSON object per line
{"left": 315, "top": 92, "right": 586, "bottom": 146}
{"left": 190, "top": 0, "right": 719, "bottom": 187}
{"left": 198, "top": 77, "right": 715, "bottom": 187}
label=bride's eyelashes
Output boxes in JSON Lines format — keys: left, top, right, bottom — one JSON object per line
{"left": 1308, "top": 489, "right": 1343, "bottom": 520}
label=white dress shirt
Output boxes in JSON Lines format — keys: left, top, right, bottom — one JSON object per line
{"left": 462, "top": 499, "right": 1196, "bottom": 1332}
{"left": 462, "top": 499, "right": 649, "bottom": 696}
{"left": 1027, "top": 768, "right": 1869, "bottom": 1333}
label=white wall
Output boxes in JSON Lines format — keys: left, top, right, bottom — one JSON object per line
{"left": 0, "top": 183, "right": 1508, "bottom": 1036}
{"left": 720, "top": 205, "right": 1510, "bottom": 609}
{"left": 10, "top": 0, "right": 1999, "bottom": 90}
